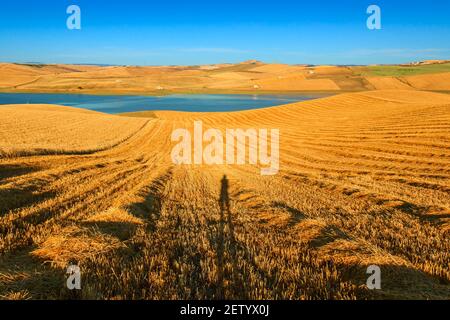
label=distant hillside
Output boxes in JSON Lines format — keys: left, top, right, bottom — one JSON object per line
{"left": 1, "top": 60, "right": 450, "bottom": 95}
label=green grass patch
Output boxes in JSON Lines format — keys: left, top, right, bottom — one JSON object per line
{"left": 355, "top": 63, "right": 450, "bottom": 77}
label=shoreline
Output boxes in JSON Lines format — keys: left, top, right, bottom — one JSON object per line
{"left": 1, "top": 88, "right": 449, "bottom": 97}
{"left": 0, "top": 91, "right": 334, "bottom": 116}
{"left": 0, "top": 88, "right": 345, "bottom": 97}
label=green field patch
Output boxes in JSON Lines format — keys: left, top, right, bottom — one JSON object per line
{"left": 355, "top": 63, "right": 450, "bottom": 77}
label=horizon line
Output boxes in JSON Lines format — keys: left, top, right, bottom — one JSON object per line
{"left": 2, "top": 58, "right": 449, "bottom": 68}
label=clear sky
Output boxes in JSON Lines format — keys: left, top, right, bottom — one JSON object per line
{"left": 0, "top": 0, "right": 449, "bottom": 66}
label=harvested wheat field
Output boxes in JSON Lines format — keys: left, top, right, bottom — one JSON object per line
{"left": 0, "top": 104, "right": 148, "bottom": 157}
{"left": 0, "top": 89, "right": 449, "bottom": 300}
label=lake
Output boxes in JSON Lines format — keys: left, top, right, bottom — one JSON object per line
{"left": 0, "top": 93, "right": 328, "bottom": 114}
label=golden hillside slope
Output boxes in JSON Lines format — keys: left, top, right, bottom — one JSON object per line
{"left": 0, "top": 104, "right": 148, "bottom": 157}
{"left": 0, "top": 90, "right": 449, "bottom": 300}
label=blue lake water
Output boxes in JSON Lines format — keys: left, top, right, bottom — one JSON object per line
{"left": 0, "top": 93, "right": 328, "bottom": 114}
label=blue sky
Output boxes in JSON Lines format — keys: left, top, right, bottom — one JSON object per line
{"left": 0, "top": 0, "right": 449, "bottom": 65}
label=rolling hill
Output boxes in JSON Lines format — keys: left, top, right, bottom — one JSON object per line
{"left": 1, "top": 61, "right": 450, "bottom": 95}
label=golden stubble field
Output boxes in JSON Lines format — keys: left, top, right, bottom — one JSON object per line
{"left": 0, "top": 89, "right": 449, "bottom": 300}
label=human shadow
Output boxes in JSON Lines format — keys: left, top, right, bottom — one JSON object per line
{"left": 216, "top": 175, "right": 247, "bottom": 299}
{"left": 215, "top": 176, "right": 227, "bottom": 299}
